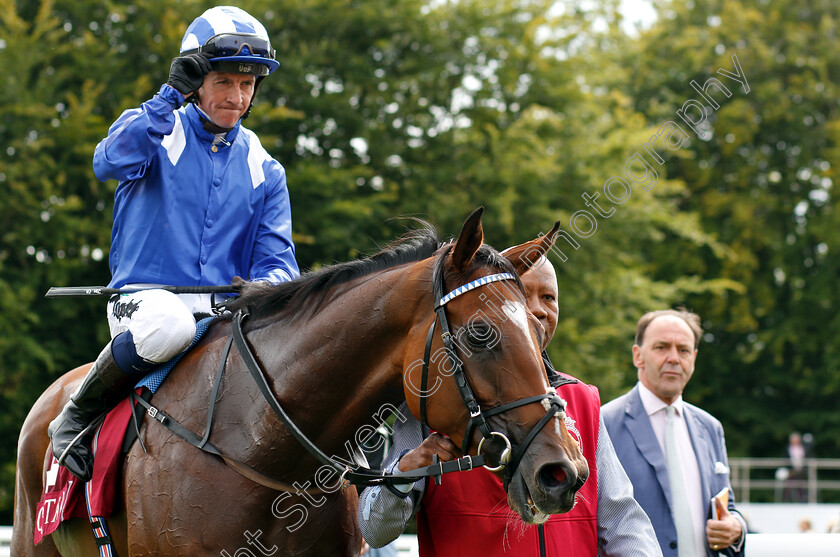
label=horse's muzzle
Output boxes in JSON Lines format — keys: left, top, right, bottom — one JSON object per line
{"left": 536, "top": 460, "right": 588, "bottom": 511}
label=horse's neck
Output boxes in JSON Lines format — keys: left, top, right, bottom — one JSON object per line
{"left": 239, "top": 262, "right": 432, "bottom": 473}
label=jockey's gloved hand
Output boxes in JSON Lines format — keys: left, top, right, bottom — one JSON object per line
{"left": 167, "top": 53, "right": 212, "bottom": 97}
{"left": 231, "top": 276, "right": 248, "bottom": 289}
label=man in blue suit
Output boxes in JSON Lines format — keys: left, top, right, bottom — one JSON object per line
{"left": 602, "top": 309, "right": 746, "bottom": 557}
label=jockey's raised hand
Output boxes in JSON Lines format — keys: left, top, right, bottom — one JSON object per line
{"left": 167, "top": 53, "right": 212, "bottom": 98}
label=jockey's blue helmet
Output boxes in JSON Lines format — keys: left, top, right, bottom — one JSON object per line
{"left": 179, "top": 6, "right": 279, "bottom": 77}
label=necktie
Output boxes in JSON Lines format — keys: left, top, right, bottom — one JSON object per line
{"left": 666, "top": 405, "right": 696, "bottom": 557}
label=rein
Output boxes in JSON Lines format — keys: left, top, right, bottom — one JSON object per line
{"left": 134, "top": 249, "right": 565, "bottom": 493}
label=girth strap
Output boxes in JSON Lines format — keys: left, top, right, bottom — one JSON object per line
{"left": 130, "top": 386, "right": 332, "bottom": 494}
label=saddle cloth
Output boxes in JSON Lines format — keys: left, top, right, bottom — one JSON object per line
{"left": 34, "top": 317, "right": 216, "bottom": 544}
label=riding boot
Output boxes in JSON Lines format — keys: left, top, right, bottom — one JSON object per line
{"left": 47, "top": 341, "right": 136, "bottom": 482}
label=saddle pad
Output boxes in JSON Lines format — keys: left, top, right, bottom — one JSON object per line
{"left": 34, "top": 316, "right": 217, "bottom": 543}
{"left": 34, "top": 395, "right": 134, "bottom": 544}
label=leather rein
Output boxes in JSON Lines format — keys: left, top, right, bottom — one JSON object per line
{"left": 131, "top": 249, "right": 567, "bottom": 492}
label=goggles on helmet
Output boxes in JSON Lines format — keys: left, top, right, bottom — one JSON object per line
{"left": 211, "top": 60, "right": 271, "bottom": 77}
{"left": 186, "top": 33, "right": 276, "bottom": 61}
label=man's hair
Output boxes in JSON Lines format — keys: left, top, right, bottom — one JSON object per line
{"left": 634, "top": 308, "right": 702, "bottom": 349}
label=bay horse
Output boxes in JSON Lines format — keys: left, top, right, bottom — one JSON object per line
{"left": 13, "top": 208, "right": 588, "bottom": 556}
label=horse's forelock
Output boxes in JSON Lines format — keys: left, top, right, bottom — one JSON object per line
{"left": 469, "top": 244, "right": 525, "bottom": 294}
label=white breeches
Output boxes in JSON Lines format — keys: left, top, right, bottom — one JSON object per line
{"left": 106, "top": 289, "right": 200, "bottom": 364}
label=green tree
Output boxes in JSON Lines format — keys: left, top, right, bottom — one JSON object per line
{"left": 0, "top": 0, "right": 112, "bottom": 519}
{"left": 613, "top": 0, "right": 840, "bottom": 467}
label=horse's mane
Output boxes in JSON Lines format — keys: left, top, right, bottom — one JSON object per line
{"left": 226, "top": 222, "right": 440, "bottom": 320}
{"left": 225, "top": 220, "right": 521, "bottom": 322}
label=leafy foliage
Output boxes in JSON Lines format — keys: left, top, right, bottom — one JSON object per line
{"left": 613, "top": 0, "right": 840, "bottom": 461}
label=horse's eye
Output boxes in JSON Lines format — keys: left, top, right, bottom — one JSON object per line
{"left": 465, "top": 322, "right": 493, "bottom": 349}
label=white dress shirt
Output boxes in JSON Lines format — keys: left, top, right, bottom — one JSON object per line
{"left": 638, "top": 382, "right": 707, "bottom": 557}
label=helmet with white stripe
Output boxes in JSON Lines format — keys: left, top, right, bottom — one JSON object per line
{"left": 180, "top": 6, "right": 279, "bottom": 76}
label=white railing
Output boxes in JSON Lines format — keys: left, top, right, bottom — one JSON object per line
{"left": 744, "top": 533, "right": 840, "bottom": 555}
{"left": 739, "top": 502, "right": 840, "bottom": 534}
{"left": 730, "top": 458, "right": 840, "bottom": 504}
{"left": 397, "top": 534, "right": 418, "bottom": 554}
{"left": 392, "top": 533, "right": 840, "bottom": 555}
{"left": 0, "top": 525, "right": 11, "bottom": 557}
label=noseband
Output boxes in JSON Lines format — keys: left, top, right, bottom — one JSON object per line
{"left": 419, "top": 248, "right": 568, "bottom": 488}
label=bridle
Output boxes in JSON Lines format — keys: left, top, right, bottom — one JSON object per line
{"left": 131, "top": 247, "right": 568, "bottom": 492}
{"left": 418, "top": 247, "right": 568, "bottom": 488}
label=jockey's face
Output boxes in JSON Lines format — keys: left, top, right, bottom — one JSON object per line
{"left": 196, "top": 71, "right": 255, "bottom": 129}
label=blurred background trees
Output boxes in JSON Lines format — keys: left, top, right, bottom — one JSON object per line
{"left": 1, "top": 0, "right": 837, "bottom": 520}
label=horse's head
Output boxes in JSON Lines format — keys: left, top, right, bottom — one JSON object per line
{"left": 403, "top": 207, "right": 588, "bottom": 524}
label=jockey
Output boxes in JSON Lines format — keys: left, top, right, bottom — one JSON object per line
{"left": 48, "top": 6, "right": 299, "bottom": 482}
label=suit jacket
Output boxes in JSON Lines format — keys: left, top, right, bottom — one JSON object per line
{"left": 602, "top": 385, "right": 745, "bottom": 557}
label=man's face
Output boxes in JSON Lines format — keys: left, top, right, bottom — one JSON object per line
{"left": 633, "top": 315, "right": 697, "bottom": 404}
{"left": 520, "top": 259, "right": 558, "bottom": 350}
{"left": 196, "top": 71, "right": 256, "bottom": 129}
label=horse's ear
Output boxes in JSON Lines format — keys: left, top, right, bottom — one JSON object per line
{"left": 501, "top": 220, "right": 562, "bottom": 275}
{"left": 451, "top": 207, "right": 485, "bottom": 273}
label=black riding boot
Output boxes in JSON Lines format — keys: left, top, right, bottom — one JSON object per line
{"left": 47, "top": 342, "right": 134, "bottom": 482}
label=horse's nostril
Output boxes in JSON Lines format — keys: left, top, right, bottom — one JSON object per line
{"left": 539, "top": 464, "right": 567, "bottom": 488}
